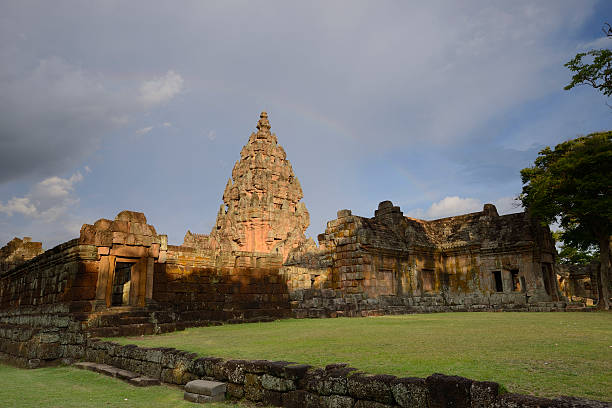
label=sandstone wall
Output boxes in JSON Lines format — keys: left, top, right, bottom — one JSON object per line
{"left": 0, "top": 239, "right": 98, "bottom": 366}
{"left": 284, "top": 202, "right": 565, "bottom": 317}
{"left": 152, "top": 245, "right": 291, "bottom": 326}
{"left": 83, "top": 339, "right": 607, "bottom": 408}
{"left": 0, "top": 237, "right": 43, "bottom": 275}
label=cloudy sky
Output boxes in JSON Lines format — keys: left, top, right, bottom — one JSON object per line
{"left": 1, "top": 1, "right": 611, "bottom": 249}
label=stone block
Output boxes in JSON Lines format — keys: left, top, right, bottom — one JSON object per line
{"left": 261, "top": 374, "right": 296, "bottom": 391}
{"left": 347, "top": 374, "right": 395, "bottom": 404}
{"left": 470, "top": 380, "right": 499, "bottom": 408}
{"left": 320, "top": 395, "right": 355, "bottom": 408}
{"left": 183, "top": 391, "right": 225, "bottom": 403}
{"left": 185, "top": 379, "right": 227, "bottom": 396}
{"left": 354, "top": 401, "right": 394, "bottom": 408}
{"left": 221, "top": 359, "right": 246, "bottom": 384}
{"left": 262, "top": 389, "right": 284, "bottom": 407}
{"left": 282, "top": 390, "right": 321, "bottom": 408}
{"left": 426, "top": 373, "right": 472, "bottom": 408}
{"left": 244, "top": 373, "right": 263, "bottom": 401}
{"left": 112, "top": 232, "right": 127, "bottom": 245}
{"left": 391, "top": 377, "right": 429, "bottom": 408}
{"left": 111, "top": 220, "right": 129, "bottom": 233}
{"left": 226, "top": 383, "right": 244, "bottom": 399}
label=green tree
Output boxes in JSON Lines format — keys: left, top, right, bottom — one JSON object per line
{"left": 553, "top": 231, "right": 600, "bottom": 265}
{"left": 564, "top": 24, "right": 612, "bottom": 102}
{"left": 520, "top": 132, "right": 612, "bottom": 309}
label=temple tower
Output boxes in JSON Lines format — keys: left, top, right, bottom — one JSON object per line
{"left": 208, "top": 112, "right": 309, "bottom": 260}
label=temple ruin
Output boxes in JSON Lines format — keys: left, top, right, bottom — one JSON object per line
{"left": 0, "top": 112, "right": 570, "bottom": 367}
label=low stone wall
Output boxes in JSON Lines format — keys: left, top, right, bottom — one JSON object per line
{"left": 0, "top": 303, "right": 87, "bottom": 367}
{"left": 83, "top": 339, "right": 606, "bottom": 407}
{"left": 0, "top": 240, "right": 99, "bottom": 367}
{"left": 290, "top": 289, "right": 567, "bottom": 318}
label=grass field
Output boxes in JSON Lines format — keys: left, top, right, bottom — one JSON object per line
{"left": 108, "top": 312, "right": 612, "bottom": 401}
{"left": 0, "top": 364, "right": 245, "bottom": 408}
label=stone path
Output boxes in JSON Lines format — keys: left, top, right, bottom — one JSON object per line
{"left": 73, "top": 361, "right": 160, "bottom": 387}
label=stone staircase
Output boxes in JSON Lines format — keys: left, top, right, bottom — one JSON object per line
{"left": 84, "top": 306, "right": 179, "bottom": 338}
{"left": 74, "top": 361, "right": 160, "bottom": 386}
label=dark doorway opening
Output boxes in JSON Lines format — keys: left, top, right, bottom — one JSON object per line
{"left": 112, "top": 262, "right": 133, "bottom": 306}
{"left": 492, "top": 271, "right": 503, "bottom": 292}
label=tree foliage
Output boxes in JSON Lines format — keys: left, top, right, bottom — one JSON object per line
{"left": 564, "top": 24, "right": 612, "bottom": 101}
{"left": 520, "top": 132, "right": 612, "bottom": 308}
{"left": 553, "top": 231, "right": 600, "bottom": 265}
{"left": 564, "top": 49, "right": 612, "bottom": 97}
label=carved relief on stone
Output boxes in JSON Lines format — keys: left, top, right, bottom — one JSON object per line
{"left": 205, "top": 112, "right": 310, "bottom": 261}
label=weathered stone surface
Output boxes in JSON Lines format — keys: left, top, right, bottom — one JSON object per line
{"left": 261, "top": 373, "right": 296, "bottom": 391}
{"left": 494, "top": 393, "right": 559, "bottom": 407}
{"left": 286, "top": 197, "right": 563, "bottom": 317}
{"left": 320, "top": 395, "right": 355, "bottom": 408}
{"left": 183, "top": 391, "right": 225, "bottom": 403}
{"left": 226, "top": 383, "right": 245, "bottom": 399}
{"left": 183, "top": 112, "right": 310, "bottom": 262}
{"left": 282, "top": 390, "right": 321, "bottom": 408}
{"left": 0, "top": 237, "right": 43, "bottom": 274}
{"left": 426, "top": 373, "right": 472, "bottom": 408}
{"left": 347, "top": 374, "right": 395, "bottom": 405}
{"left": 129, "top": 377, "right": 160, "bottom": 387}
{"left": 185, "top": 379, "right": 227, "bottom": 396}
{"left": 391, "top": 377, "right": 429, "bottom": 408}
{"left": 471, "top": 380, "right": 500, "bottom": 408}
{"left": 244, "top": 373, "right": 264, "bottom": 401}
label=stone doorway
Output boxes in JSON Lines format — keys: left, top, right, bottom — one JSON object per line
{"left": 111, "top": 262, "right": 133, "bottom": 306}
{"left": 492, "top": 271, "right": 503, "bottom": 292}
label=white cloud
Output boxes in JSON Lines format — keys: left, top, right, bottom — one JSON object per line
{"left": 577, "top": 35, "right": 611, "bottom": 51}
{"left": 426, "top": 196, "right": 482, "bottom": 219}
{"left": 139, "top": 70, "right": 184, "bottom": 106}
{"left": 207, "top": 130, "right": 216, "bottom": 141}
{"left": 162, "top": 122, "right": 172, "bottom": 127}
{"left": 136, "top": 126, "right": 154, "bottom": 135}
{"left": 493, "top": 196, "right": 523, "bottom": 215}
{"left": 0, "top": 197, "right": 37, "bottom": 217}
{"left": 407, "top": 195, "right": 524, "bottom": 220}
{"left": 0, "top": 172, "right": 83, "bottom": 222}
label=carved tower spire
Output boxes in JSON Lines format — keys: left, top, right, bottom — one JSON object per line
{"left": 210, "top": 112, "right": 309, "bottom": 260}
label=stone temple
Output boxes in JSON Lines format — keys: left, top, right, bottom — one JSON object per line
{"left": 0, "top": 112, "right": 571, "bottom": 366}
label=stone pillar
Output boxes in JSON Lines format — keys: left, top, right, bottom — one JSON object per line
{"left": 145, "top": 256, "right": 154, "bottom": 302}
{"left": 95, "top": 251, "right": 110, "bottom": 310}
{"left": 104, "top": 255, "right": 116, "bottom": 308}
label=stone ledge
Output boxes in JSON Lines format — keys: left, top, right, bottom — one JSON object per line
{"left": 73, "top": 361, "right": 160, "bottom": 387}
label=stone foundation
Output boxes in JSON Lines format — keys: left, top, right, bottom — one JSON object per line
{"left": 290, "top": 290, "right": 568, "bottom": 318}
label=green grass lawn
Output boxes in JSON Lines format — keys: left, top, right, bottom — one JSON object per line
{"left": 0, "top": 364, "right": 245, "bottom": 408}
{"left": 108, "top": 312, "right": 612, "bottom": 401}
